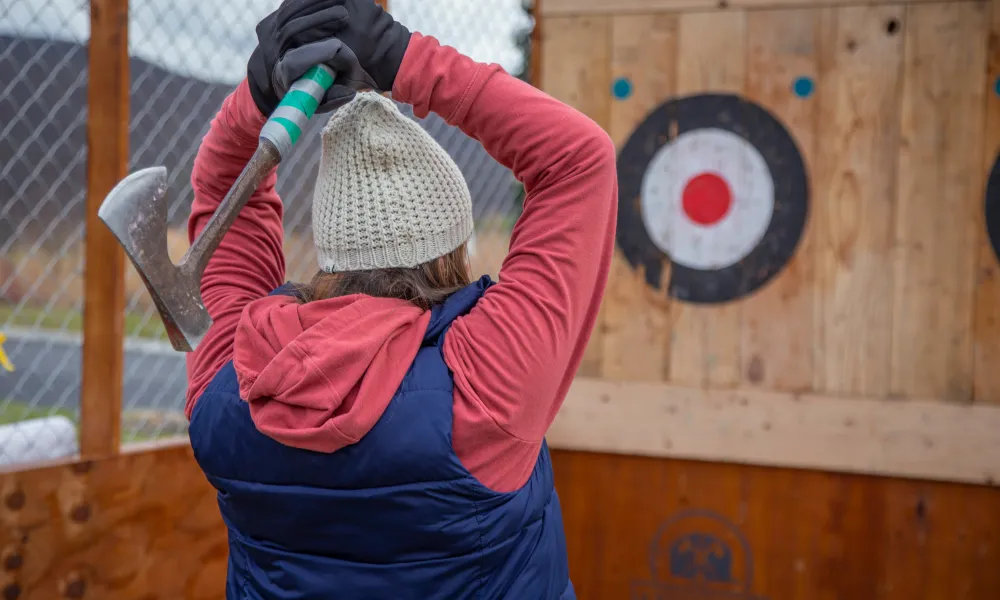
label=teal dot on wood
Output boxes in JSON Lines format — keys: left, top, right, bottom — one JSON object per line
{"left": 994, "top": 76, "right": 1000, "bottom": 97}
{"left": 792, "top": 76, "right": 814, "bottom": 99}
{"left": 612, "top": 77, "right": 633, "bottom": 100}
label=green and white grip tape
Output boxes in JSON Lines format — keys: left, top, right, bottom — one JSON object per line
{"left": 260, "top": 65, "right": 336, "bottom": 158}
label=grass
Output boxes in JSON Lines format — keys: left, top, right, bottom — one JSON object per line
{"left": 0, "top": 304, "right": 167, "bottom": 340}
{"left": 0, "top": 399, "right": 73, "bottom": 425}
{"left": 0, "top": 399, "right": 184, "bottom": 445}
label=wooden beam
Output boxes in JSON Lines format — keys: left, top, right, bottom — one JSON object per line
{"left": 81, "top": 0, "right": 129, "bottom": 457}
{"left": 547, "top": 378, "right": 1000, "bottom": 486}
{"left": 540, "top": 0, "right": 968, "bottom": 16}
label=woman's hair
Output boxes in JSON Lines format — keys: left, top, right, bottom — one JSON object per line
{"left": 297, "top": 244, "right": 472, "bottom": 310}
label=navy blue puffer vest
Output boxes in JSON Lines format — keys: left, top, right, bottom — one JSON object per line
{"left": 189, "top": 277, "right": 575, "bottom": 599}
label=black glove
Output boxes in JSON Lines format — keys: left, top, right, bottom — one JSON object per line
{"left": 247, "top": 0, "right": 369, "bottom": 115}
{"left": 320, "top": 0, "right": 412, "bottom": 93}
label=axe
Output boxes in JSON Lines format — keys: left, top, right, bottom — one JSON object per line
{"left": 98, "top": 65, "right": 337, "bottom": 353}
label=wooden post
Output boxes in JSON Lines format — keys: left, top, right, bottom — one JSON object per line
{"left": 531, "top": 0, "right": 542, "bottom": 87}
{"left": 81, "top": 0, "right": 129, "bottom": 457}
{"left": 376, "top": 0, "right": 389, "bottom": 9}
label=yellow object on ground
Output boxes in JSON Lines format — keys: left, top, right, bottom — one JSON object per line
{"left": 0, "top": 333, "right": 13, "bottom": 372}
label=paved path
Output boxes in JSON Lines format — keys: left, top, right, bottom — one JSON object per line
{"left": 0, "top": 328, "right": 186, "bottom": 413}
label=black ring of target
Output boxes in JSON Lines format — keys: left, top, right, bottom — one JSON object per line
{"left": 616, "top": 93, "right": 809, "bottom": 304}
{"left": 986, "top": 154, "right": 1000, "bottom": 263}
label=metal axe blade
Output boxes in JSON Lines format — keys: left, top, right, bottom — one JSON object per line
{"left": 97, "top": 65, "right": 337, "bottom": 353}
{"left": 98, "top": 166, "right": 211, "bottom": 352}
{"left": 98, "top": 140, "right": 280, "bottom": 353}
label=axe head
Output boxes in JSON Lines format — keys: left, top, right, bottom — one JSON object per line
{"left": 98, "top": 167, "right": 211, "bottom": 353}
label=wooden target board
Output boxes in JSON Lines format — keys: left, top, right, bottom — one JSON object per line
{"left": 616, "top": 93, "right": 809, "bottom": 305}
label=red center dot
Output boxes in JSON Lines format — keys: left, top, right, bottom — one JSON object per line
{"left": 681, "top": 172, "right": 732, "bottom": 226}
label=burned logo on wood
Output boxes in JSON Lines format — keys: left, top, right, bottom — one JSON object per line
{"left": 630, "top": 508, "right": 769, "bottom": 600}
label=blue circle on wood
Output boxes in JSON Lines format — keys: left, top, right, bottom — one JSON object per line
{"left": 792, "top": 76, "right": 814, "bottom": 98}
{"left": 994, "top": 77, "right": 1000, "bottom": 97}
{"left": 613, "top": 77, "right": 633, "bottom": 100}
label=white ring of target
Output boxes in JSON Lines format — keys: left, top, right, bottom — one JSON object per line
{"left": 640, "top": 128, "right": 775, "bottom": 271}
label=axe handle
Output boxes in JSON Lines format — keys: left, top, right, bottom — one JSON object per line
{"left": 181, "top": 64, "right": 338, "bottom": 279}
{"left": 181, "top": 140, "right": 281, "bottom": 279}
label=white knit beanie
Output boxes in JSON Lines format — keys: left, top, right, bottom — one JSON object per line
{"left": 311, "top": 91, "right": 474, "bottom": 272}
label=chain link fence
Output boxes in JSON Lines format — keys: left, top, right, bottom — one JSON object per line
{"left": 0, "top": 0, "right": 534, "bottom": 463}
{"left": 0, "top": 0, "right": 92, "bottom": 465}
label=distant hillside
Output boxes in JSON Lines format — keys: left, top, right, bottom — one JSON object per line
{"left": 0, "top": 34, "right": 517, "bottom": 249}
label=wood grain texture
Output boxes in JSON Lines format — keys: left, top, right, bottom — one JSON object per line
{"left": 540, "top": 16, "right": 612, "bottom": 377}
{"left": 541, "top": 0, "right": 969, "bottom": 16}
{"left": 552, "top": 449, "right": 1000, "bottom": 599}
{"left": 0, "top": 443, "right": 226, "bottom": 600}
{"left": 601, "top": 14, "right": 678, "bottom": 382}
{"left": 0, "top": 433, "right": 994, "bottom": 600}
{"left": 670, "top": 11, "right": 746, "bottom": 388}
{"left": 813, "top": 5, "right": 904, "bottom": 398}
{"left": 891, "top": 2, "right": 988, "bottom": 402}
{"left": 549, "top": 377, "right": 1000, "bottom": 485}
{"left": 82, "top": 0, "right": 129, "bottom": 457}
{"left": 974, "top": 0, "right": 1000, "bottom": 405}
{"left": 741, "top": 9, "right": 820, "bottom": 392}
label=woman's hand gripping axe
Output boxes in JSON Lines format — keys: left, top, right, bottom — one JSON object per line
{"left": 97, "top": 66, "right": 337, "bottom": 352}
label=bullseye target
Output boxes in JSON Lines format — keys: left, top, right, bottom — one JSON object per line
{"left": 617, "top": 93, "right": 809, "bottom": 304}
{"left": 985, "top": 154, "right": 1000, "bottom": 263}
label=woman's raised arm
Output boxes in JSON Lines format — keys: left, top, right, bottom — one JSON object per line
{"left": 393, "top": 34, "right": 619, "bottom": 492}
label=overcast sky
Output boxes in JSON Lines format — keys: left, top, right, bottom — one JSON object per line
{"left": 1, "top": 0, "right": 530, "bottom": 82}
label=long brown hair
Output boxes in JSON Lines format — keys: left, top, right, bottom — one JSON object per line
{"left": 296, "top": 244, "right": 473, "bottom": 310}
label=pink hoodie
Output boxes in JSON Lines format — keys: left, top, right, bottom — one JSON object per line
{"left": 185, "top": 33, "right": 618, "bottom": 493}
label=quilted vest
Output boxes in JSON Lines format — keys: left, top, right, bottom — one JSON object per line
{"left": 189, "top": 276, "right": 575, "bottom": 599}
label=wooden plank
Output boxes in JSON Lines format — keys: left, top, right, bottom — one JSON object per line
{"left": 0, "top": 430, "right": 995, "bottom": 600}
{"left": 600, "top": 14, "right": 678, "bottom": 381}
{"left": 813, "top": 5, "right": 904, "bottom": 398}
{"left": 552, "top": 449, "right": 1000, "bottom": 599}
{"left": 891, "top": 2, "right": 988, "bottom": 402}
{"left": 547, "top": 376, "right": 1000, "bottom": 486}
{"left": 540, "top": 15, "right": 612, "bottom": 377}
{"left": 669, "top": 11, "right": 746, "bottom": 388}
{"left": 541, "top": 0, "right": 970, "bottom": 17}
{"left": 741, "top": 9, "right": 820, "bottom": 392}
{"left": 975, "top": 0, "right": 1000, "bottom": 404}
{"left": 0, "top": 443, "right": 226, "bottom": 599}
{"left": 81, "top": 0, "right": 129, "bottom": 457}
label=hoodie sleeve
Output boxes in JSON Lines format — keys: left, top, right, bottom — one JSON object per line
{"left": 393, "top": 34, "right": 618, "bottom": 493}
{"left": 183, "top": 80, "right": 286, "bottom": 418}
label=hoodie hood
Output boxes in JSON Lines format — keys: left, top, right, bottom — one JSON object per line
{"left": 234, "top": 292, "right": 432, "bottom": 453}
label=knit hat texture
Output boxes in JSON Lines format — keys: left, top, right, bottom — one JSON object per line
{"left": 311, "top": 91, "right": 474, "bottom": 272}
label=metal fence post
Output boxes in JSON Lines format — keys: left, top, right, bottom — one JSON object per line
{"left": 81, "top": 0, "right": 129, "bottom": 457}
